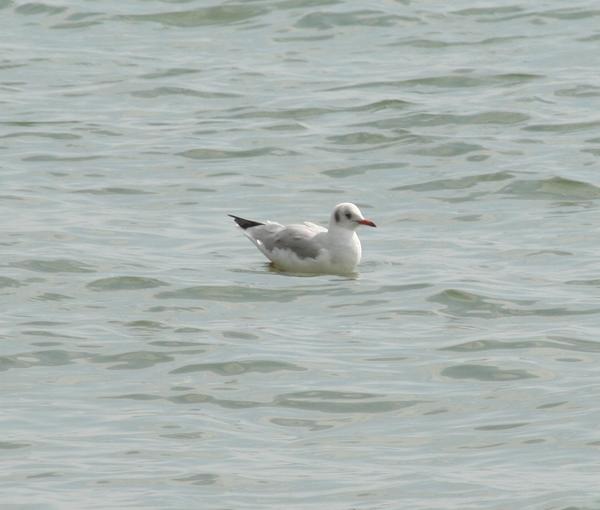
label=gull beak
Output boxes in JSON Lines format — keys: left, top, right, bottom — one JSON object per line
{"left": 358, "top": 219, "right": 376, "bottom": 227}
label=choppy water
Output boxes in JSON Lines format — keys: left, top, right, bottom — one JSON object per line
{"left": 3, "top": 1, "right": 600, "bottom": 508}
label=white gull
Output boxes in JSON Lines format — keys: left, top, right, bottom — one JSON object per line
{"left": 229, "top": 202, "right": 376, "bottom": 274}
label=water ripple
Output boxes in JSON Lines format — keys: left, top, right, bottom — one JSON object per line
{"left": 10, "top": 259, "right": 95, "bottom": 273}
{"left": 392, "top": 171, "right": 513, "bottom": 192}
{"left": 87, "top": 277, "right": 169, "bottom": 291}
{"left": 92, "top": 351, "right": 175, "bottom": 370}
{"left": 367, "top": 111, "right": 530, "bottom": 128}
{"left": 273, "top": 390, "right": 421, "bottom": 413}
{"left": 441, "top": 363, "right": 541, "bottom": 381}
{"left": 170, "top": 360, "right": 305, "bottom": 375}
{"left": 179, "top": 147, "right": 298, "bottom": 159}
{"left": 155, "top": 285, "right": 328, "bottom": 302}
{"left": 428, "top": 288, "right": 599, "bottom": 318}
{"left": 15, "top": 3, "right": 66, "bottom": 16}
{"left": 411, "top": 142, "right": 486, "bottom": 157}
{"left": 453, "top": 6, "right": 524, "bottom": 17}
{"left": 523, "top": 120, "right": 600, "bottom": 133}
{"left": 0, "top": 349, "right": 86, "bottom": 371}
{"left": 322, "top": 162, "right": 403, "bottom": 178}
{"left": 443, "top": 337, "right": 600, "bottom": 353}
{"left": 131, "top": 86, "right": 239, "bottom": 99}
{"left": 118, "top": 5, "right": 267, "bottom": 27}
{"left": 0, "top": 276, "right": 22, "bottom": 288}
{"left": 73, "top": 187, "right": 154, "bottom": 195}
{"left": 295, "top": 10, "right": 420, "bottom": 29}
{"left": 498, "top": 177, "right": 600, "bottom": 200}
{"left": 326, "top": 73, "right": 542, "bottom": 92}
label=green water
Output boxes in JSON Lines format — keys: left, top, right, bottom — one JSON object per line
{"left": 2, "top": 1, "right": 600, "bottom": 509}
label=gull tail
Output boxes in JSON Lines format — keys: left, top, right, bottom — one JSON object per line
{"left": 228, "top": 214, "right": 264, "bottom": 230}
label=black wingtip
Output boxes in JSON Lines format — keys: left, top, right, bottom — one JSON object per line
{"left": 228, "top": 214, "right": 264, "bottom": 230}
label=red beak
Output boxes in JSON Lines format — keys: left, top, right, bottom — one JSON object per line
{"left": 358, "top": 219, "right": 376, "bottom": 227}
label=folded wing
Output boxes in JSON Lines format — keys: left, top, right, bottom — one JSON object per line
{"left": 248, "top": 223, "right": 324, "bottom": 260}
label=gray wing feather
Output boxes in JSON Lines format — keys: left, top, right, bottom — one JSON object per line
{"left": 244, "top": 222, "right": 324, "bottom": 260}
{"left": 250, "top": 224, "right": 319, "bottom": 260}
{"left": 271, "top": 229, "right": 321, "bottom": 259}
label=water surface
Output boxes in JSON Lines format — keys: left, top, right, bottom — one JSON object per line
{"left": 2, "top": 1, "right": 600, "bottom": 509}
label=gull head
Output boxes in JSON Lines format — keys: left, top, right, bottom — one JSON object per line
{"left": 329, "top": 203, "right": 376, "bottom": 231}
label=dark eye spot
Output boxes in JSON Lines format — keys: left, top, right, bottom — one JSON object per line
{"left": 345, "top": 212, "right": 352, "bottom": 220}
{"left": 334, "top": 211, "right": 340, "bottom": 223}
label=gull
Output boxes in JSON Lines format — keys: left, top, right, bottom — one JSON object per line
{"left": 229, "top": 203, "right": 376, "bottom": 274}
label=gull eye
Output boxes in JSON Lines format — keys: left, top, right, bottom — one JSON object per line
{"left": 345, "top": 212, "right": 352, "bottom": 220}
